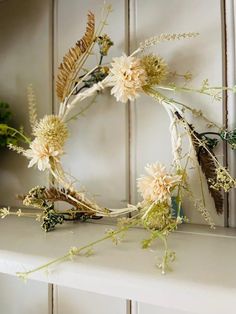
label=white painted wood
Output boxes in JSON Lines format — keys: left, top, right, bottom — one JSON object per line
{"left": 54, "top": 0, "right": 128, "bottom": 209}
{"left": 133, "top": 301, "right": 192, "bottom": 314}
{"left": 226, "top": 0, "right": 236, "bottom": 227}
{"left": 0, "top": 217, "right": 236, "bottom": 313}
{"left": 0, "top": 1, "right": 52, "bottom": 313}
{"left": 0, "top": 273, "right": 49, "bottom": 314}
{"left": 130, "top": 0, "right": 224, "bottom": 226}
{"left": 0, "top": 0, "right": 52, "bottom": 207}
{"left": 54, "top": 285, "right": 126, "bottom": 314}
{"left": 54, "top": 2, "right": 129, "bottom": 312}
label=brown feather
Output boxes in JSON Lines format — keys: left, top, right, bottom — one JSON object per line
{"left": 174, "top": 111, "right": 223, "bottom": 214}
{"left": 191, "top": 131, "right": 223, "bottom": 214}
{"left": 56, "top": 11, "right": 95, "bottom": 102}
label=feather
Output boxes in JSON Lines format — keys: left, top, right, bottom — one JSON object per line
{"left": 174, "top": 111, "right": 223, "bottom": 214}
{"left": 191, "top": 132, "right": 223, "bottom": 214}
{"left": 56, "top": 11, "right": 95, "bottom": 102}
{"left": 192, "top": 132, "right": 223, "bottom": 214}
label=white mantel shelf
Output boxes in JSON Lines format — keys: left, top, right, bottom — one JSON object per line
{"left": 0, "top": 217, "right": 236, "bottom": 314}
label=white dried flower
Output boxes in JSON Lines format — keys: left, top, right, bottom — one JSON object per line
{"left": 108, "top": 55, "right": 147, "bottom": 103}
{"left": 137, "top": 163, "right": 182, "bottom": 204}
{"left": 24, "top": 139, "right": 62, "bottom": 171}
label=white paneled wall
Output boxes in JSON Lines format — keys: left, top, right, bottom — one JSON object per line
{"left": 56, "top": 0, "right": 129, "bottom": 209}
{"left": 0, "top": 0, "right": 52, "bottom": 207}
{"left": 131, "top": 0, "right": 224, "bottom": 226}
{"left": 0, "top": 273, "right": 49, "bottom": 314}
{"left": 54, "top": 286, "right": 127, "bottom": 314}
{"left": 227, "top": 0, "right": 236, "bottom": 227}
{"left": 133, "top": 302, "right": 193, "bottom": 314}
{"left": 0, "top": 0, "right": 236, "bottom": 314}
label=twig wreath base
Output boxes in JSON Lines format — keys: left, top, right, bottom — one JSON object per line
{"left": 0, "top": 4, "right": 236, "bottom": 279}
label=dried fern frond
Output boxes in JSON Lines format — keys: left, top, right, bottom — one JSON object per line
{"left": 27, "top": 84, "right": 38, "bottom": 132}
{"left": 39, "top": 187, "right": 97, "bottom": 216}
{"left": 56, "top": 11, "right": 95, "bottom": 102}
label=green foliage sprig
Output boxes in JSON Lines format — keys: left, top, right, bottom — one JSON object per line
{"left": 0, "top": 102, "right": 29, "bottom": 148}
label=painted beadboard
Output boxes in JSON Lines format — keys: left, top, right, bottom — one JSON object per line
{"left": 0, "top": 0, "right": 52, "bottom": 207}
{"left": 0, "top": 1, "right": 236, "bottom": 314}
{"left": 0, "top": 273, "right": 49, "bottom": 314}
{"left": 55, "top": 0, "right": 129, "bottom": 209}
{"left": 130, "top": 0, "right": 224, "bottom": 226}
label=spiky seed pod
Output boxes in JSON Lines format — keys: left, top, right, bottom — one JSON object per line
{"left": 141, "top": 54, "right": 168, "bottom": 86}
{"left": 33, "top": 115, "right": 68, "bottom": 151}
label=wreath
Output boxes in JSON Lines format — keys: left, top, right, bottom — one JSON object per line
{"left": 0, "top": 5, "right": 235, "bottom": 279}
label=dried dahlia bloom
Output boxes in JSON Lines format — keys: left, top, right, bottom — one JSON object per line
{"left": 137, "top": 163, "right": 182, "bottom": 204}
{"left": 141, "top": 54, "right": 168, "bottom": 86}
{"left": 33, "top": 115, "right": 68, "bottom": 151}
{"left": 108, "top": 55, "right": 147, "bottom": 103}
{"left": 24, "top": 139, "right": 62, "bottom": 171}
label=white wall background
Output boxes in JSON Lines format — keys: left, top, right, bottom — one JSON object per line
{"left": 0, "top": 0, "right": 235, "bottom": 313}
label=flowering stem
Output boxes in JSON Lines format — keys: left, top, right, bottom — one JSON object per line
{"left": 0, "top": 125, "right": 31, "bottom": 144}
{"left": 156, "top": 84, "right": 235, "bottom": 97}
{"left": 147, "top": 88, "right": 221, "bottom": 129}
{"left": 1, "top": 210, "right": 41, "bottom": 219}
{"left": 17, "top": 225, "right": 130, "bottom": 279}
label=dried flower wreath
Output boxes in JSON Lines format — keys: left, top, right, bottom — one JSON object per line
{"left": 0, "top": 5, "right": 236, "bottom": 279}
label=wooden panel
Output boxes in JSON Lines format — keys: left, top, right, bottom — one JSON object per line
{"left": 130, "top": 0, "right": 224, "bottom": 225}
{"left": 226, "top": 0, "right": 236, "bottom": 227}
{"left": 54, "top": 286, "right": 127, "bottom": 314}
{"left": 54, "top": 1, "right": 128, "bottom": 312}
{"left": 55, "top": 0, "right": 128, "bottom": 209}
{"left": 0, "top": 273, "right": 49, "bottom": 314}
{"left": 134, "top": 302, "right": 192, "bottom": 314}
{"left": 0, "top": 0, "right": 52, "bottom": 207}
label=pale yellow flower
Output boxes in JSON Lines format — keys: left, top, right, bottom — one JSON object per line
{"left": 137, "top": 163, "right": 182, "bottom": 204}
{"left": 24, "top": 139, "right": 62, "bottom": 171}
{"left": 108, "top": 55, "right": 147, "bottom": 103}
{"left": 33, "top": 115, "right": 68, "bottom": 151}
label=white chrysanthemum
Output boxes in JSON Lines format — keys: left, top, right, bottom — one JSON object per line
{"left": 137, "top": 163, "right": 182, "bottom": 204}
{"left": 108, "top": 55, "right": 147, "bottom": 103}
{"left": 24, "top": 139, "right": 62, "bottom": 171}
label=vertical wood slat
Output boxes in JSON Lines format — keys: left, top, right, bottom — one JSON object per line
{"left": 221, "top": 0, "right": 230, "bottom": 227}
{"left": 129, "top": 0, "right": 225, "bottom": 226}
{"left": 0, "top": 1, "right": 54, "bottom": 312}
{"left": 52, "top": 1, "right": 130, "bottom": 313}
{"left": 225, "top": 0, "right": 236, "bottom": 227}
{"left": 53, "top": 285, "right": 127, "bottom": 314}
{"left": 0, "top": 0, "right": 53, "bottom": 208}
{"left": 54, "top": 0, "right": 128, "bottom": 209}
{"left": 0, "top": 273, "right": 48, "bottom": 314}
